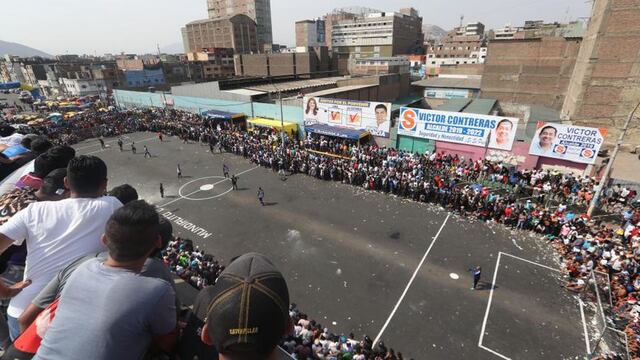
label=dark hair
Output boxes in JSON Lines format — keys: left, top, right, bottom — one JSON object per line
{"left": 105, "top": 200, "right": 159, "bottom": 262}
{"left": 375, "top": 104, "right": 387, "bottom": 113}
{"left": 497, "top": 119, "right": 513, "bottom": 129}
{"left": 108, "top": 184, "right": 139, "bottom": 205}
{"left": 305, "top": 98, "right": 318, "bottom": 116}
{"left": 155, "top": 217, "right": 173, "bottom": 256}
{"left": 40, "top": 168, "right": 67, "bottom": 196}
{"left": 540, "top": 125, "right": 557, "bottom": 136}
{"left": 0, "top": 125, "right": 15, "bottom": 137}
{"left": 20, "top": 137, "right": 32, "bottom": 149}
{"left": 66, "top": 155, "right": 108, "bottom": 195}
{"left": 34, "top": 146, "right": 76, "bottom": 178}
{"left": 30, "top": 137, "right": 52, "bottom": 154}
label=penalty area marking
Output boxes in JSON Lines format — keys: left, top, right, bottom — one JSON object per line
{"left": 478, "top": 252, "right": 584, "bottom": 360}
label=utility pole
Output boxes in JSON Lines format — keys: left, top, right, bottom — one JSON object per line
{"left": 587, "top": 100, "right": 640, "bottom": 217}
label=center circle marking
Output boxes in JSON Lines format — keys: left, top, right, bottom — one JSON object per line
{"left": 178, "top": 176, "right": 233, "bottom": 201}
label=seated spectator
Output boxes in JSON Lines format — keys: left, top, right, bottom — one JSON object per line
{"left": 15, "top": 146, "right": 75, "bottom": 190}
{"left": 0, "top": 137, "right": 34, "bottom": 163}
{"left": 0, "top": 155, "right": 121, "bottom": 340}
{"left": 190, "top": 253, "right": 292, "bottom": 360}
{"left": 0, "top": 168, "right": 69, "bottom": 275}
{"left": 33, "top": 200, "right": 177, "bottom": 360}
{"left": 0, "top": 125, "right": 24, "bottom": 151}
{"left": 0, "top": 137, "right": 52, "bottom": 181}
{"left": 108, "top": 184, "right": 139, "bottom": 205}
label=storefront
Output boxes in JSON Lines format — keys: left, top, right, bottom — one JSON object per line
{"left": 397, "top": 135, "right": 434, "bottom": 154}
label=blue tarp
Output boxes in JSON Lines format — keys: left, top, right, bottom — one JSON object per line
{"left": 201, "top": 109, "right": 244, "bottom": 120}
{"left": 305, "top": 123, "right": 369, "bottom": 140}
{"left": 0, "top": 82, "right": 20, "bottom": 90}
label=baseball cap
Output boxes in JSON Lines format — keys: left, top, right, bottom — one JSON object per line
{"left": 204, "top": 253, "right": 290, "bottom": 357}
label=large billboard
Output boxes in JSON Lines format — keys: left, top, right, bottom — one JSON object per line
{"left": 398, "top": 107, "right": 519, "bottom": 150}
{"left": 528, "top": 122, "right": 606, "bottom": 164}
{"left": 303, "top": 97, "right": 392, "bottom": 138}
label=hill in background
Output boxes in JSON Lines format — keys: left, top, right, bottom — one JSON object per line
{"left": 0, "top": 40, "right": 52, "bottom": 58}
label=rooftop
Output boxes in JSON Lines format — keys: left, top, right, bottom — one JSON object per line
{"left": 436, "top": 98, "right": 472, "bottom": 112}
{"left": 222, "top": 88, "right": 266, "bottom": 96}
{"left": 412, "top": 77, "right": 482, "bottom": 90}
{"left": 462, "top": 98, "right": 497, "bottom": 115}
{"left": 304, "top": 84, "right": 376, "bottom": 98}
{"left": 244, "top": 77, "right": 347, "bottom": 93}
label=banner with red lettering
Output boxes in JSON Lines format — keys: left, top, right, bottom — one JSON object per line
{"left": 303, "top": 97, "right": 391, "bottom": 138}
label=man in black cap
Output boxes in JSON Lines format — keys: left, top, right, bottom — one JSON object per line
{"left": 185, "top": 253, "right": 292, "bottom": 360}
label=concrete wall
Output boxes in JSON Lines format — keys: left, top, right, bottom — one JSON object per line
{"left": 268, "top": 54, "right": 295, "bottom": 76}
{"left": 171, "top": 81, "right": 251, "bottom": 102}
{"left": 480, "top": 36, "right": 581, "bottom": 109}
{"left": 561, "top": 0, "right": 640, "bottom": 146}
{"left": 113, "top": 89, "right": 306, "bottom": 134}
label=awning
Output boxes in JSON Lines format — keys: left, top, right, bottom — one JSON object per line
{"left": 247, "top": 117, "right": 298, "bottom": 136}
{"left": 305, "top": 123, "right": 369, "bottom": 140}
{"left": 201, "top": 109, "right": 245, "bottom": 120}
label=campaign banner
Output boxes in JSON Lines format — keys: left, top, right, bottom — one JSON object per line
{"left": 303, "top": 97, "right": 391, "bottom": 138}
{"left": 398, "top": 107, "right": 519, "bottom": 150}
{"left": 528, "top": 122, "right": 606, "bottom": 164}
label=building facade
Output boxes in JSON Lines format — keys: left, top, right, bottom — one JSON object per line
{"left": 295, "top": 19, "right": 326, "bottom": 48}
{"left": 206, "top": 0, "right": 272, "bottom": 49}
{"left": 331, "top": 8, "right": 424, "bottom": 58}
{"left": 233, "top": 46, "right": 332, "bottom": 77}
{"left": 59, "top": 77, "right": 109, "bottom": 97}
{"left": 426, "top": 23, "right": 487, "bottom": 68}
{"left": 186, "top": 49, "right": 235, "bottom": 80}
{"left": 350, "top": 57, "right": 410, "bottom": 76}
{"left": 323, "top": 11, "right": 358, "bottom": 50}
{"left": 182, "top": 15, "right": 259, "bottom": 54}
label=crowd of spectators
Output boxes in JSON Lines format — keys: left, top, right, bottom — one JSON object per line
{"left": 161, "top": 237, "right": 224, "bottom": 290}
{"left": 1, "top": 106, "right": 639, "bottom": 358}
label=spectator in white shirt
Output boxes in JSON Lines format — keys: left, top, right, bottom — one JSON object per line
{"left": 0, "top": 155, "right": 122, "bottom": 340}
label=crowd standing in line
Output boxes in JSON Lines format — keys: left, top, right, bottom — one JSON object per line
{"left": 0, "top": 106, "right": 638, "bottom": 359}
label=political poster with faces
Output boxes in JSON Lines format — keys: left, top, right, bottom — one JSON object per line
{"left": 303, "top": 97, "right": 392, "bottom": 138}
{"left": 528, "top": 122, "right": 607, "bottom": 164}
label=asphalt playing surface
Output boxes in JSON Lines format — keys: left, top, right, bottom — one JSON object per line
{"left": 74, "top": 132, "right": 591, "bottom": 359}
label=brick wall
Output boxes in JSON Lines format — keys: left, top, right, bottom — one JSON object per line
{"left": 480, "top": 37, "right": 581, "bottom": 109}
{"left": 562, "top": 0, "right": 640, "bottom": 145}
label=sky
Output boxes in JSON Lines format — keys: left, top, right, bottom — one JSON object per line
{"left": 1, "top": 0, "right": 593, "bottom": 55}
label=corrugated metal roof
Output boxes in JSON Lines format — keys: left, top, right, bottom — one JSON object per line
{"left": 436, "top": 98, "right": 472, "bottom": 112}
{"left": 245, "top": 77, "right": 346, "bottom": 93}
{"left": 223, "top": 88, "right": 266, "bottom": 96}
{"left": 305, "top": 84, "right": 376, "bottom": 97}
{"left": 412, "top": 77, "right": 482, "bottom": 90}
{"left": 391, "top": 95, "right": 424, "bottom": 112}
{"left": 462, "top": 99, "right": 497, "bottom": 115}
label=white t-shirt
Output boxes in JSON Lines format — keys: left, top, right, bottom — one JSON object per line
{"left": 0, "top": 195, "right": 122, "bottom": 318}
{"left": 0, "top": 133, "right": 25, "bottom": 147}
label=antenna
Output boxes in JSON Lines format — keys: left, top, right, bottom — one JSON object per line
{"left": 460, "top": 15, "right": 464, "bottom": 28}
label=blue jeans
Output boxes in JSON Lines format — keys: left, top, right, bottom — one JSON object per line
{"left": 7, "top": 314, "right": 20, "bottom": 341}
